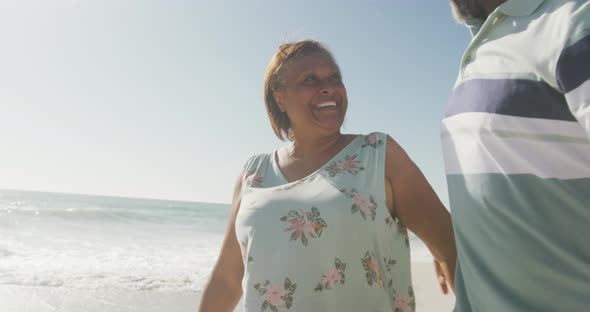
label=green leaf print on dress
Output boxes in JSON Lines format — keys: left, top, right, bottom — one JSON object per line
{"left": 361, "top": 251, "right": 383, "bottom": 287}
{"left": 240, "top": 240, "right": 253, "bottom": 263}
{"left": 385, "top": 215, "right": 395, "bottom": 227}
{"left": 280, "top": 207, "right": 327, "bottom": 246}
{"left": 340, "top": 189, "right": 377, "bottom": 220}
{"left": 325, "top": 154, "right": 365, "bottom": 177}
{"left": 383, "top": 257, "right": 397, "bottom": 288}
{"left": 253, "top": 278, "right": 297, "bottom": 311}
{"left": 386, "top": 216, "right": 410, "bottom": 248}
{"left": 314, "top": 257, "right": 347, "bottom": 292}
{"left": 361, "top": 132, "right": 384, "bottom": 148}
{"left": 396, "top": 219, "right": 410, "bottom": 248}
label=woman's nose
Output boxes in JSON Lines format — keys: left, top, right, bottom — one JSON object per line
{"left": 319, "top": 80, "right": 337, "bottom": 94}
{"left": 320, "top": 87, "right": 332, "bottom": 95}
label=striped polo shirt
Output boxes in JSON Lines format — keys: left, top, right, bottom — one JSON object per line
{"left": 442, "top": 0, "right": 590, "bottom": 311}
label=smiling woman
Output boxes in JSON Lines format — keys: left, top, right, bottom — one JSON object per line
{"left": 264, "top": 41, "right": 346, "bottom": 142}
{"left": 197, "top": 40, "right": 457, "bottom": 312}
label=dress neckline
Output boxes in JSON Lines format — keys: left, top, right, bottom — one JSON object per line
{"left": 271, "top": 134, "right": 361, "bottom": 185}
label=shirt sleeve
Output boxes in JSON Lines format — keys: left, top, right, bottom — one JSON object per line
{"left": 556, "top": 2, "right": 590, "bottom": 138}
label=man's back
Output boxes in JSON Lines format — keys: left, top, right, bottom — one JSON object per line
{"left": 443, "top": 0, "right": 590, "bottom": 310}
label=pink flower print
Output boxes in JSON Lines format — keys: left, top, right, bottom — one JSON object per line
{"left": 361, "top": 251, "right": 383, "bottom": 287}
{"left": 394, "top": 295, "right": 412, "bottom": 312}
{"left": 362, "top": 132, "right": 384, "bottom": 148}
{"left": 314, "top": 258, "right": 347, "bottom": 292}
{"left": 325, "top": 154, "right": 365, "bottom": 177}
{"left": 393, "top": 287, "right": 416, "bottom": 312}
{"left": 367, "top": 260, "right": 382, "bottom": 288}
{"left": 321, "top": 266, "right": 343, "bottom": 289}
{"left": 254, "top": 278, "right": 297, "bottom": 311}
{"left": 321, "top": 266, "right": 342, "bottom": 288}
{"left": 341, "top": 157, "right": 360, "bottom": 171}
{"left": 340, "top": 189, "right": 377, "bottom": 220}
{"left": 352, "top": 193, "right": 370, "bottom": 215}
{"left": 283, "top": 210, "right": 318, "bottom": 238}
{"left": 396, "top": 219, "right": 410, "bottom": 248}
{"left": 280, "top": 207, "right": 327, "bottom": 246}
{"left": 264, "top": 283, "right": 290, "bottom": 307}
{"left": 251, "top": 176, "right": 263, "bottom": 187}
{"left": 325, "top": 162, "right": 342, "bottom": 177}
{"left": 245, "top": 170, "right": 263, "bottom": 187}
{"left": 366, "top": 257, "right": 379, "bottom": 272}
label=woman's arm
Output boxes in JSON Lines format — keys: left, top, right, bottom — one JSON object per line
{"left": 198, "top": 174, "right": 245, "bottom": 311}
{"left": 384, "top": 135, "right": 456, "bottom": 293}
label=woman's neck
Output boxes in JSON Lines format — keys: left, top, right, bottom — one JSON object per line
{"left": 288, "top": 132, "right": 344, "bottom": 159}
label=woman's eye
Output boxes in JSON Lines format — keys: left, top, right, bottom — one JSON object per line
{"left": 304, "top": 76, "right": 317, "bottom": 82}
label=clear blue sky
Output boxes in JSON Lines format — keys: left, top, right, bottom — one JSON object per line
{"left": 0, "top": 1, "right": 470, "bottom": 204}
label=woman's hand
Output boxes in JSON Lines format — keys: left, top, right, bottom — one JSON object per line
{"left": 434, "top": 259, "right": 450, "bottom": 294}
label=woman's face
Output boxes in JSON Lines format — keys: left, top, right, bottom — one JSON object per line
{"left": 275, "top": 52, "right": 347, "bottom": 137}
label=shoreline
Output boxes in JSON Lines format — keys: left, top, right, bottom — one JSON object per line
{"left": 0, "top": 263, "right": 454, "bottom": 312}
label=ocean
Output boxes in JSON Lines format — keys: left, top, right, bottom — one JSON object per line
{"left": 0, "top": 189, "right": 431, "bottom": 293}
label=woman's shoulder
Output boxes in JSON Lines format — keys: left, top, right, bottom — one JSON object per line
{"left": 358, "top": 131, "right": 389, "bottom": 139}
{"left": 357, "top": 131, "right": 389, "bottom": 149}
{"left": 241, "top": 151, "right": 277, "bottom": 176}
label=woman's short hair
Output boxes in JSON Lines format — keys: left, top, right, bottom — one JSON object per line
{"left": 263, "top": 40, "right": 340, "bottom": 141}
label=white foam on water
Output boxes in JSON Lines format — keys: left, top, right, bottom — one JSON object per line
{"left": 0, "top": 190, "right": 230, "bottom": 292}
{"left": 0, "top": 232, "right": 224, "bottom": 292}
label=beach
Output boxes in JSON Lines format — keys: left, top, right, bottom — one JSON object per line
{"left": 0, "top": 263, "right": 454, "bottom": 312}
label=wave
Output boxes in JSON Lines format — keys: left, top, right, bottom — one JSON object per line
{"left": 0, "top": 233, "right": 224, "bottom": 292}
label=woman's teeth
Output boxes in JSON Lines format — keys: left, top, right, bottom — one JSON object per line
{"left": 317, "top": 102, "right": 337, "bottom": 108}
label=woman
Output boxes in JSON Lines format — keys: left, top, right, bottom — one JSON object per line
{"left": 198, "top": 40, "right": 455, "bottom": 312}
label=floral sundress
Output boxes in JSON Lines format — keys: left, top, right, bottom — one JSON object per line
{"left": 235, "top": 132, "right": 415, "bottom": 312}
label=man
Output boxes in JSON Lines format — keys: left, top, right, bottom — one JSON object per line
{"left": 439, "top": 0, "right": 590, "bottom": 310}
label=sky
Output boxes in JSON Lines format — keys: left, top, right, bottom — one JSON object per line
{"left": 0, "top": 0, "right": 471, "bottom": 204}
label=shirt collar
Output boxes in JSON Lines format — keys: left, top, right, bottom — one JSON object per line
{"left": 464, "top": 18, "right": 485, "bottom": 37}
{"left": 497, "top": 0, "right": 546, "bottom": 17}
{"left": 463, "top": 0, "right": 546, "bottom": 36}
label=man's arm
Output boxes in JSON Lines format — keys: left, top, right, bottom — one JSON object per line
{"left": 556, "top": 2, "right": 590, "bottom": 136}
